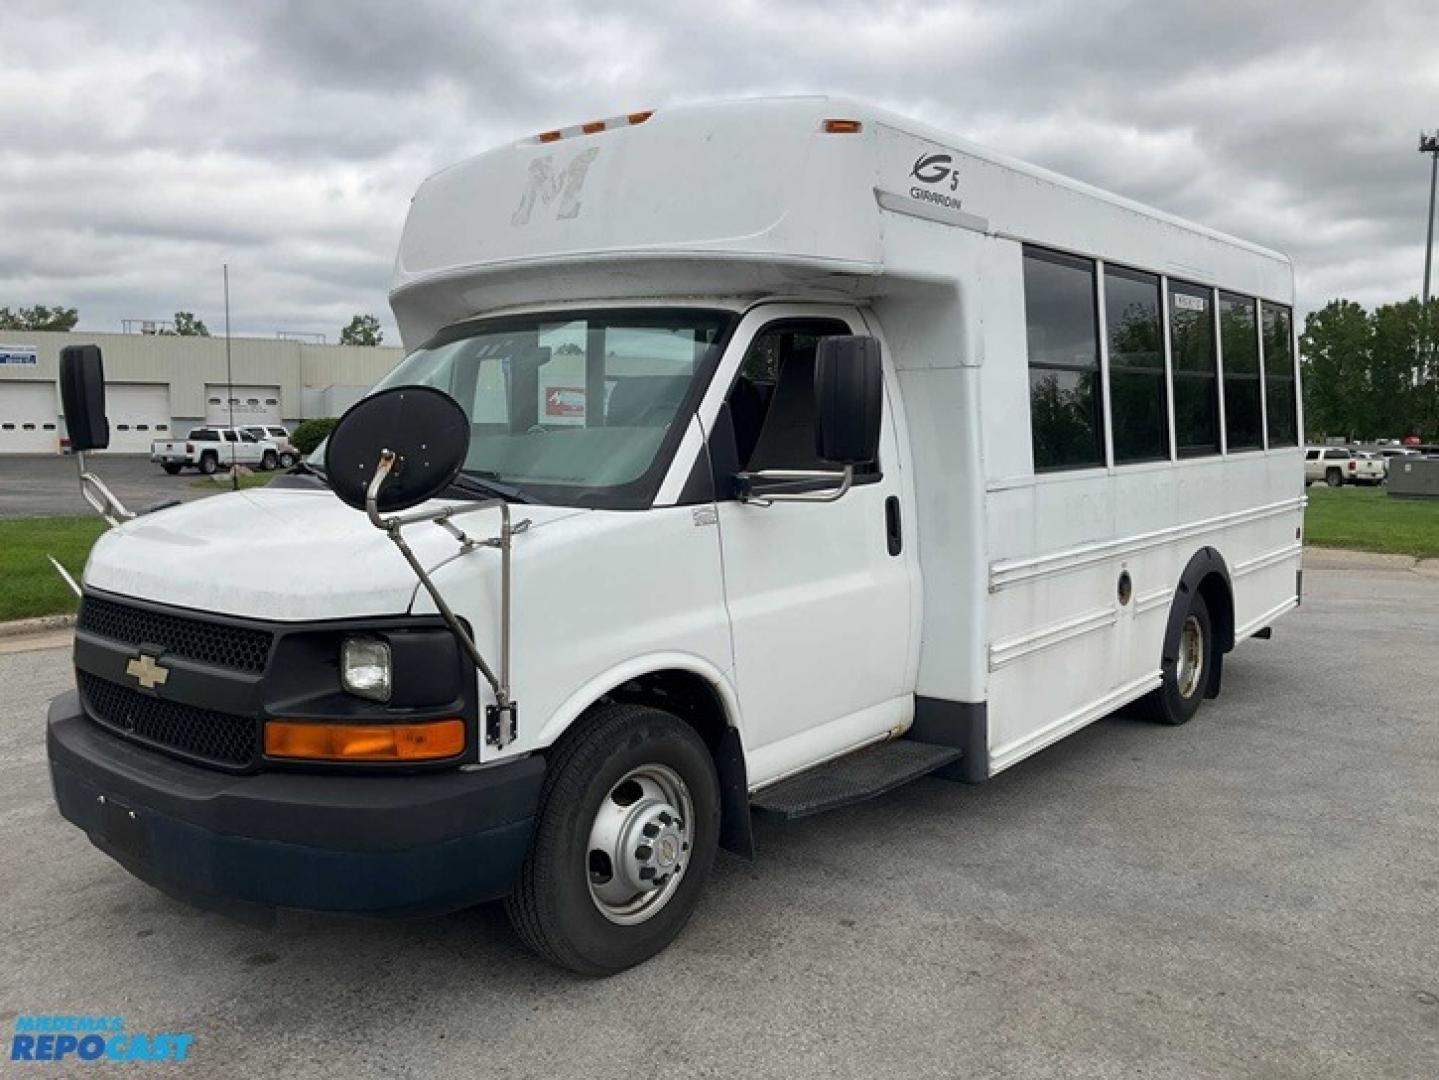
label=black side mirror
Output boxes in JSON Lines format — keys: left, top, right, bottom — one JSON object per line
{"left": 325, "top": 385, "right": 471, "bottom": 513}
{"left": 59, "top": 345, "right": 110, "bottom": 452}
{"left": 814, "top": 335, "right": 882, "bottom": 465}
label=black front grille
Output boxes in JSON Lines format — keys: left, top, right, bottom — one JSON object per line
{"left": 78, "top": 596, "right": 273, "bottom": 674}
{"left": 78, "top": 671, "right": 258, "bottom": 768}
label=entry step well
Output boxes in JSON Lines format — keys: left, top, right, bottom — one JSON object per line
{"left": 750, "top": 739, "right": 962, "bottom": 820}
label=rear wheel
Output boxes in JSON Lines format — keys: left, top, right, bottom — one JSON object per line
{"left": 506, "top": 703, "right": 720, "bottom": 975}
{"left": 1325, "top": 468, "right": 1342, "bottom": 488}
{"left": 198, "top": 453, "right": 218, "bottom": 475}
{"left": 1139, "top": 592, "right": 1214, "bottom": 726}
{"left": 161, "top": 463, "right": 182, "bottom": 475}
{"left": 260, "top": 450, "right": 278, "bottom": 471}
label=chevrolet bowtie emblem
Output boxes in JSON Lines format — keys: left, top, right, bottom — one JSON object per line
{"left": 125, "top": 653, "right": 170, "bottom": 690}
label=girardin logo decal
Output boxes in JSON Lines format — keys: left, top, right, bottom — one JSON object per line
{"left": 910, "top": 152, "right": 955, "bottom": 187}
{"left": 511, "top": 147, "right": 600, "bottom": 226}
{"left": 908, "top": 149, "right": 963, "bottom": 211}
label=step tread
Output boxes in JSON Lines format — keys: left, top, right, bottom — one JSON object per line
{"left": 751, "top": 739, "right": 962, "bottom": 820}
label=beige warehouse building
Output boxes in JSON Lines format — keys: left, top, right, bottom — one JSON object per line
{"left": 0, "top": 332, "right": 403, "bottom": 454}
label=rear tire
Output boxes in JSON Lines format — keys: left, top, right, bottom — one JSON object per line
{"left": 161, "top": 463, "right": 181, "bottom": 475}
{"left": 505, "top": 703, "right": 720, "bottom": 976}
{"left": 1325, "top": 469, "right": 1342, "bottom": 488}
{"left": 198, "top": 453, "right": 218, "bottom": 475}
{"left": 1139, "top": 592, "right": 1214, "bottom": 726}
{"left": 260, "top": 451, "right": 278, "bottom": 471}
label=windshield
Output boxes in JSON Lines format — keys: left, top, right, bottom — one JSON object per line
{"left": 332, "top": 308, "right": 735, "bottom": 508}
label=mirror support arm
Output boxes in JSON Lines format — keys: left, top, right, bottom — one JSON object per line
{"left": 75, "top": 450, "right": 135, "bottom": 528}
{"left": 736, "top": 464, "right": 854, "bottom": 506}
{"left": 365, "top": 449, "right": 522, "bottom": 749}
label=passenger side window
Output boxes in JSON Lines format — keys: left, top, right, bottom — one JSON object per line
{"left": 1219, "top": 292, "right": 1262, "bottom": 451}
{"left": 1261, "top": 303, "right": 1298, "bottom": 447}
{"left": 1023, "top": 247, "right": 1104, "bottom": 471}
{"left": 1169, "top": 282, "right": 1219, "bottom": 456}
{"left": 1104, "top": 265, "right": 1168, "bottom": 463}
{"left": 726, "top": 319, "right": 878, "bottom": 476}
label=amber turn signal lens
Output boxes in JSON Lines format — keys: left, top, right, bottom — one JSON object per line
{"left": 626, "top": 110, "right": 654, "bottom": 125}
{"left": 581, "top": 120, "right": 606, "bottom": 134}
{"left": 264, "top": 720, "right": 465, "bottom": 761}
{"left": 537, "top": 130, "right": 563, "bottom": 143}
{"left": 822, "top": 118, "right": 863, "bottom": 134}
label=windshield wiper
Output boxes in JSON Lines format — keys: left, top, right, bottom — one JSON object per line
{"left": 447, "top": 471, "right": 541, "bottom": 505}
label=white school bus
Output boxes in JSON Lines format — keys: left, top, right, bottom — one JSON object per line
{"left": 48, "top": 96, "right": 1303, "bottom": 974}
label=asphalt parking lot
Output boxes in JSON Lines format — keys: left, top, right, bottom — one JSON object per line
{"left": 0, "top": 455, "right": 221, "bottom": 519}
{"left": 1, "top": 560, "right": 1435, "bottom": 1079}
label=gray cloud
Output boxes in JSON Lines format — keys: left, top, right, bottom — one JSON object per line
{"left": 1, "top": 0, "right": 1435, "bottom": 343}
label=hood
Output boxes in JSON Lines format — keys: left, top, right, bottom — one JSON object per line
{"left": 83, "top": 486, "right": 583, "bottom": 621}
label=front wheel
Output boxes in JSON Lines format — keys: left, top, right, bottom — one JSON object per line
{"left": 278, "top": 452, "right": 296, "bottom": 469}
{"left": 260, "top": 451, "right": 278, "bottom": 471}
{"left": 506, "top": 703, "right": 720, "bottom": 975}
{"left": 1139, "top": 592, "right": 1214, "bottom": 726}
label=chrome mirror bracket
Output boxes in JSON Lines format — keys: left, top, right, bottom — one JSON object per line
{"left": 363, "top": 449, "right": 523, "bottom": 748}
{"left": 736, "top": 464, "right": 854, "bottom": 506}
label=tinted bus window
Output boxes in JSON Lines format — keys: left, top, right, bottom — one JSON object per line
{"left": 1169, "top": 282, "right": 1219, "bottom": 456}
{"left": 1262, "top": 303, "right": 1298, "bottom": 446}
{"left": 1023, "top": 247, "right": 1103, "bottom": 471}
{"left": 1220, "top": 292, "right": 1262, "bottom": 450}
{"left": 1105, "top": 266, "right": 1168, "bottom": 463}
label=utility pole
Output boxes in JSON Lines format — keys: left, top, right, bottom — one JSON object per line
{"left": 1422, "top": 132, "right": 1438, "bottom": 306}
{"left": 224, "top": 263, "right": 237, "bottom": 492}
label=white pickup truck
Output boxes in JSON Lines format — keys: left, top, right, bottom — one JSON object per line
{"left": 1304, "top": 446, "right": 1384, "bottom": 487}
{"left": 150, "top": 426, "right": 281, "bottom": 475}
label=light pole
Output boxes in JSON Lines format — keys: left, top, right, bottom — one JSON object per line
{"left": 1422, "top": 132, "right": 1438, "bottom": 306}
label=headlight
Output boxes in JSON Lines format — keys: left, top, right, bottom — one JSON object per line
{"left": 341, "top": 636, "right": 391, "bottom": 702}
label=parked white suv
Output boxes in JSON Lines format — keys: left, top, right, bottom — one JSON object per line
{"left": 151, "top": 426, "right": 281, "bottom": 475}
{"left": 1304, "top": 446, "right": 1382, "bottom": 487}
{"left": 241, "top": 425, "right": 299, "bottom": 468}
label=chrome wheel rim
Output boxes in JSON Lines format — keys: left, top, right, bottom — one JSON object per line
{"left": 1176, "top": 614, "right": 1205, "bottom": 699}
{"left": 586, "top": 764, "right": 693, "bottom": 926}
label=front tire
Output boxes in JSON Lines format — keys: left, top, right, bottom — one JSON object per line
{"left": 1140, "top": 592, "right": 1214, "bottom": 726}
{"left": 506, "top": 703, "right": 720, "bottom": 975}
{"left": 278, "top": 452, "right": 296, "bottom": 469}
{"left": 260, "top": 451, "right": 278, "bottom": 471}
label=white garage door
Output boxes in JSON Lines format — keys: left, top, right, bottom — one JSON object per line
{"left": 0, "top": 381, "right": 59, "bottom": 453}
{"left": 103, "top": 383, "right": 172, "bottom": 454}
{"left": 205, "top": 384, "right": 282, "bottom": 427}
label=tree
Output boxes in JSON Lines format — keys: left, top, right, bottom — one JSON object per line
{"left": 167, "top": 311, "right": 210, "bottom": 336}
{"left": 340, "top": 314, "right": 383, "bottom": 346}
{"left": 0, "top": 304, "right": 79, "bottom": 331}
{"left": 1300, "top": 300, "right": 1372, "bottom": 440}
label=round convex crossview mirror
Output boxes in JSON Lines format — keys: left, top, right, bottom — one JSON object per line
{"left": 325, "top": 385, "right": 471, "bottom": 513}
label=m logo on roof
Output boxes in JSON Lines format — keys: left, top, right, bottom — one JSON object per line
{"left": 511, "top": 147, "right": 601, "bottom": 226}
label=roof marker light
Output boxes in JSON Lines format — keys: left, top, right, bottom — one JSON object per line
{"left": 823, "top": 119, "right": 863, "bottom": 134}
{"left": 532, "top": 109, "right": 656, "bottom": 144}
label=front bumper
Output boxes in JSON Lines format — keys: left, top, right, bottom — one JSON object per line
{"left": 47, "top": 690, "right": 545, "bottom": 915}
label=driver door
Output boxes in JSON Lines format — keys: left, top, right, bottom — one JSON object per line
{"left": 707, "top": 306, "right": 915, "bottom": 787}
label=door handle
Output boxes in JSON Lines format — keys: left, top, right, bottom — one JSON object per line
{"left": 885, "top": 496, "right": 902, "bottom": 556}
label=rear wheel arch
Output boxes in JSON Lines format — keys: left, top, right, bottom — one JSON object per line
{"left": 1166, "top": 548, "right": 1234, "bottom": 698}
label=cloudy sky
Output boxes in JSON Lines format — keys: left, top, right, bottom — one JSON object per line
{"left": 2, "top": 0, "right": 1436, "bottom": 345}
